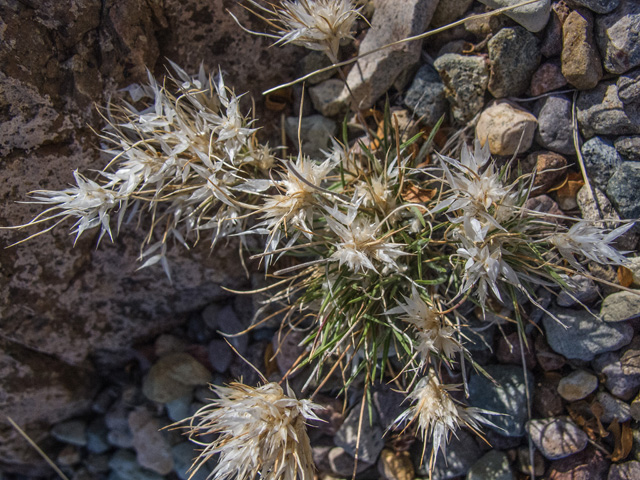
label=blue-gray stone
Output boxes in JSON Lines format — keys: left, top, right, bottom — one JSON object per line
{"left": 581, "top": 137, "right": 623, "bottom": 190}
{"left": 467, "top": 450, "right": 515, "bottom": 480}
{"left": 607, "top": 162, "right": 640, "bottom": 221}
{"left": 172, "top": 442, "right": 213, "bottom": 480}
{"left": 535, "top": 94, "right": 574, "bottom": 155}
{"left": 404, "top": 64, "right": 447, "bottom": 126}
{"left": 487, "top": 26, "right": 541, "bottom": 98}
{"left": 86, "top": 418, "right": 110, "bottom": 454}
{"left": 284, "top": 115, "right": 337, "bottom": 160}
{"left": 51, "top": 419, "right": 87, "bottom": 447}
{"left": 334, "top": 404, "right": 385, "bottom": 464}
{"left": 478, "top": 0, "right": 551, "bottom": 33}
{"left": 108, "top": 450, "right": 164, "bottom": 480}
{"left": 571, "top": 0, "right": 620, "bottom": 14}
{"left": 416, "top": 430, "right": 483, "bottom": 479}
{"left": 468, "top": 364, "right": 533, "bottom": 437}
{"left": 596, "top": 0, "right": 640, "bottom": 74}
{"left": 543, "top": 307, "right": 634, "bottom": 361}
{"left": 617, "top": 67, "right": 640, "bottom": 104}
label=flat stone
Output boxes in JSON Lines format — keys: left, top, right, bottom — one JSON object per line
{"left": 561, "top": 9, "right": 603, "bottom": 90}
{"left": 433, "top": 54, "right": 489, "bottom": 123}
{"left": 596, "top": 391, "right": 631, "bottom": 423}
{"left": 607, "top": 162, "right": 640, "bottom": 221}
{"left": 571, "top": 0, "right": 620, "bottom": 14}
{"left": 615, "top": 136, "right": 640, "bottom": 161}
{"left": 342, "top": 0, "right": 439, "bottom": 110}
{"left": 108, "top": 449, "right": 164, "bottom": 480}
{"left": 542, "top": 307, "right": 634, "bottom": 361}
{"left": 467, "top": 450, "right": 514, "bottom": 480}
{"left": 596, "top": 0, "right": 640, "bottom": 74}
{"left": 468, "top": 364, "right": 533, "bottom": 437}
{"left": 284, "top": 115, "right": 337, "bottom": 160}
{"left": 86, "top": 418, "right": 110, "bottom": 454}
{"left": 403, "top": 64, "right": 447, "bottom": 126}
{"left": 534, "top": 94, "right": 574, "bottom": 155}
{"left": 548, "top": 447, "right": 610, "bottom": 480}
{"left": 593, "top": 349, "right": 640, "bottom": 401}
{"left": 476, "top": 100, "right": 537, "bottom": 156}
{"left": 556, "top": 274, "right": 600, "bottom": 308}
{"left": 478, "top": 0, "right": 551, "bottom": 32}
{"left": 309, "top": 79, "right": 349, "bottom": 117}
{"left": 51, "top": 419, "right": 87, "bottom": 447}
{"left": 557, "top": 370, "right": 598, "bottom": 401}
{"left": 334, "top": 405, "right": 385, "bottom": 464}
{"left": 142, "top": 352, "right": 212, "bottom": 404}
{"left": 164, "top": 394, "right": 191, "bottom": 423}
{"left": 582, "top": 137, "right": 623, "bottom": 190}
{"left": 530, "top": 60, "right": 568, "bottom": 96}
{"left": 527, "top": 417, "right": 588, "bottom": 460}
{"left": 608, "top": 461, "right": 640, "bottom": 480}
{"left": 128, "top": 407, "right": 173, "bottom": 475}
{"left": 600, "top": 291, "right": 640, "bottom": 322}
{"left": 487, "top": 26, "right": 541, "bottom": 98}
{"left": 577, "top": 81, "right": 640, "bottom": 138}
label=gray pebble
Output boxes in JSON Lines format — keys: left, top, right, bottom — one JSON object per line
{"left": 607, "top": 162, "right": 640, "bottom": 221}
{"left": 614, "top": 136, "right": 640, "bottom": 161}
{"left": 577, "top": 81, "right": 640, "bottom": 138}
{"left": 51, "top": 419, "right": 87, "bottom": 447}
{"left": 334, "top": 405, "right": 385, "bottom": 464}
{"left": 534, "top": 94, "right": 574, "bottom": 155}
{"left": 582, "top": 136, "right": 623, "bottom": 190}
{"left": 404, "top": 64, "right": 447, "bottom": 126}
{"left": 526, "top": 417, "right": 588, "bottom": 460}
{"left": 596, "top": 0, "right": 640, "bottom": 74}
{"left": 467, "top": 450, "right": 515, "bottom": 480}
{"left": 571, "top": 0, "right": 620, "bottom": 13}
{"left": 596, "top": 391, "right": 631, "bottom": 423}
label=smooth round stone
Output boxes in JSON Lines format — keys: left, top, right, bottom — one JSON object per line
{"left": 556, "top": 274, "right": 599, "bottom": 308}
{"left": 526, "top": 417, "right": 588, "bottom": 460}
{"left": 534, "top": 94, "right": 574, "bottom": 155}
{"left": 476, "top": 100, "right": 537, "bottom": 156}
{"left": 487, "top": 26, "right": 540, "bottom": 98}
{"left": 600, "top": 291, "right": 640, "bottom": 322}
{"left": 478, "top": 0, "right": 551, "bottom": 33}
{"left": 142, "top": 353, "right": 212, "bottom": 404}
{"left": 596, "top": 391, "right": 631, "bottom": 423}
{"left": 542, "top": 307, "right": 634, "bottom": 361}
{"left": 468, "top": 364, "right": 533, "bottom": 437}
{"left": 557, "top": 370, "right": 598, "bottom": 401}
{"left": 467, "top": 450, "right": 514, "bottom": 480}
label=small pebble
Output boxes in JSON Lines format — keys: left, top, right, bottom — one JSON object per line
{"left": 529, "top": 60, "right": 567, "bottom": 96}
{"left": 51, "top": 419, "right": 87, "bottom": 447}
{"left": 607, "top": 162, "right": 640, "bottom": 222}
{"left": 478, "top": 0, "right": 551, "bottom": 33}
{"left": 557, "top": 370, "right": 598, "bottom": 401}
{"left": 600, "top": 291, "right": 640, "bottom": 322}
{"left": 596, "top": 391, "right": 631, "bottom": 423}
{"left": 476, "top": 100, "right": 537, "bottom": 156}
{"left": 467, "top": 450, "right": 515, "bottom": 480}
{"left": 378, "top": 449, "right": 414, "bottom": 480}
{"left": 547, "top": 447, "right": 610, "bottom": 480}
{"left": 581, "top": 136, "right": 623, "bottom": 191}
{"left": 526, "top": 417, "right": 588, "bottom": 460}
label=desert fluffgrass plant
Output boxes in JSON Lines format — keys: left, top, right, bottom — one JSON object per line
{"left": 7, "top": 1, "right": 636, "bottom": 478}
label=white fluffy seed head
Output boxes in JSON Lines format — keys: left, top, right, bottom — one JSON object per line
{"left": 184, "top": 382, "right": 321, "bottom": 480}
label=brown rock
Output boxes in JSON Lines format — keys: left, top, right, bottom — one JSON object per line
{"left": 557, "top": 370, "right": 598, "bottom": 401}
{"left": 530, "top": 60, "right": 568, "bottom": 96}
{"left": 548, "top": 447, "right": 610, "bottom": 480}
{"left": 476, "top": 100, "right": 538, "bottom": 156}
{"left": 378, "top": 449, "right": 415, "bottom": 480}
{"left": 527, "top": 151, "right": 568, "bottom": 194}
{"left": 535, "top": 333, "right": 566, "bottom": 370}
{"left": 561, "top": 9, "right": 603, "bottom": 90}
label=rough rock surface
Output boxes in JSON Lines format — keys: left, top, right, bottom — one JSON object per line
{"left": 561, "top": 9, "right": 603, "bottom": 90}
{"left": 476, "top": 101, "right": 538, "bottom": 156}
{"left": 0, "top": 1, "right": 305, "bottom": 472}
{"left": 342, "top": 0, "right": 439, "bottom": 111}
{"left": 478, "top": 0, "right": 551, "bottom": 33}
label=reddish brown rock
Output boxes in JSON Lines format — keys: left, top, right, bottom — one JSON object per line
{"left": 534, "top": 372, "right": 566, "bottom": 417}
{"left": 496, "top": 332, "right": 537, "bottom": 369}
{"left": 530, "top": 60, "right": 568, "bottom": 96}
{"left": 561, "top": 9, "right": 603, "bottom": 90}
{"left": 527, "top": 151, "right": 569, "bottom": 194}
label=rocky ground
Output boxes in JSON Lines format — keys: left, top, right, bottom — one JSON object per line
{"left": 2, "top": 0, "right": 640, "bottom": 479}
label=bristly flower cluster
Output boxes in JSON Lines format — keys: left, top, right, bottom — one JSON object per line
{"left": 12, "top": 61, "right": 635, "bottom": 477}
{"left": 183, "top": 382, "right": 321, "bottom": 480}
{"left": 245, "top": 0, "right": 362, "bottom": 62}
